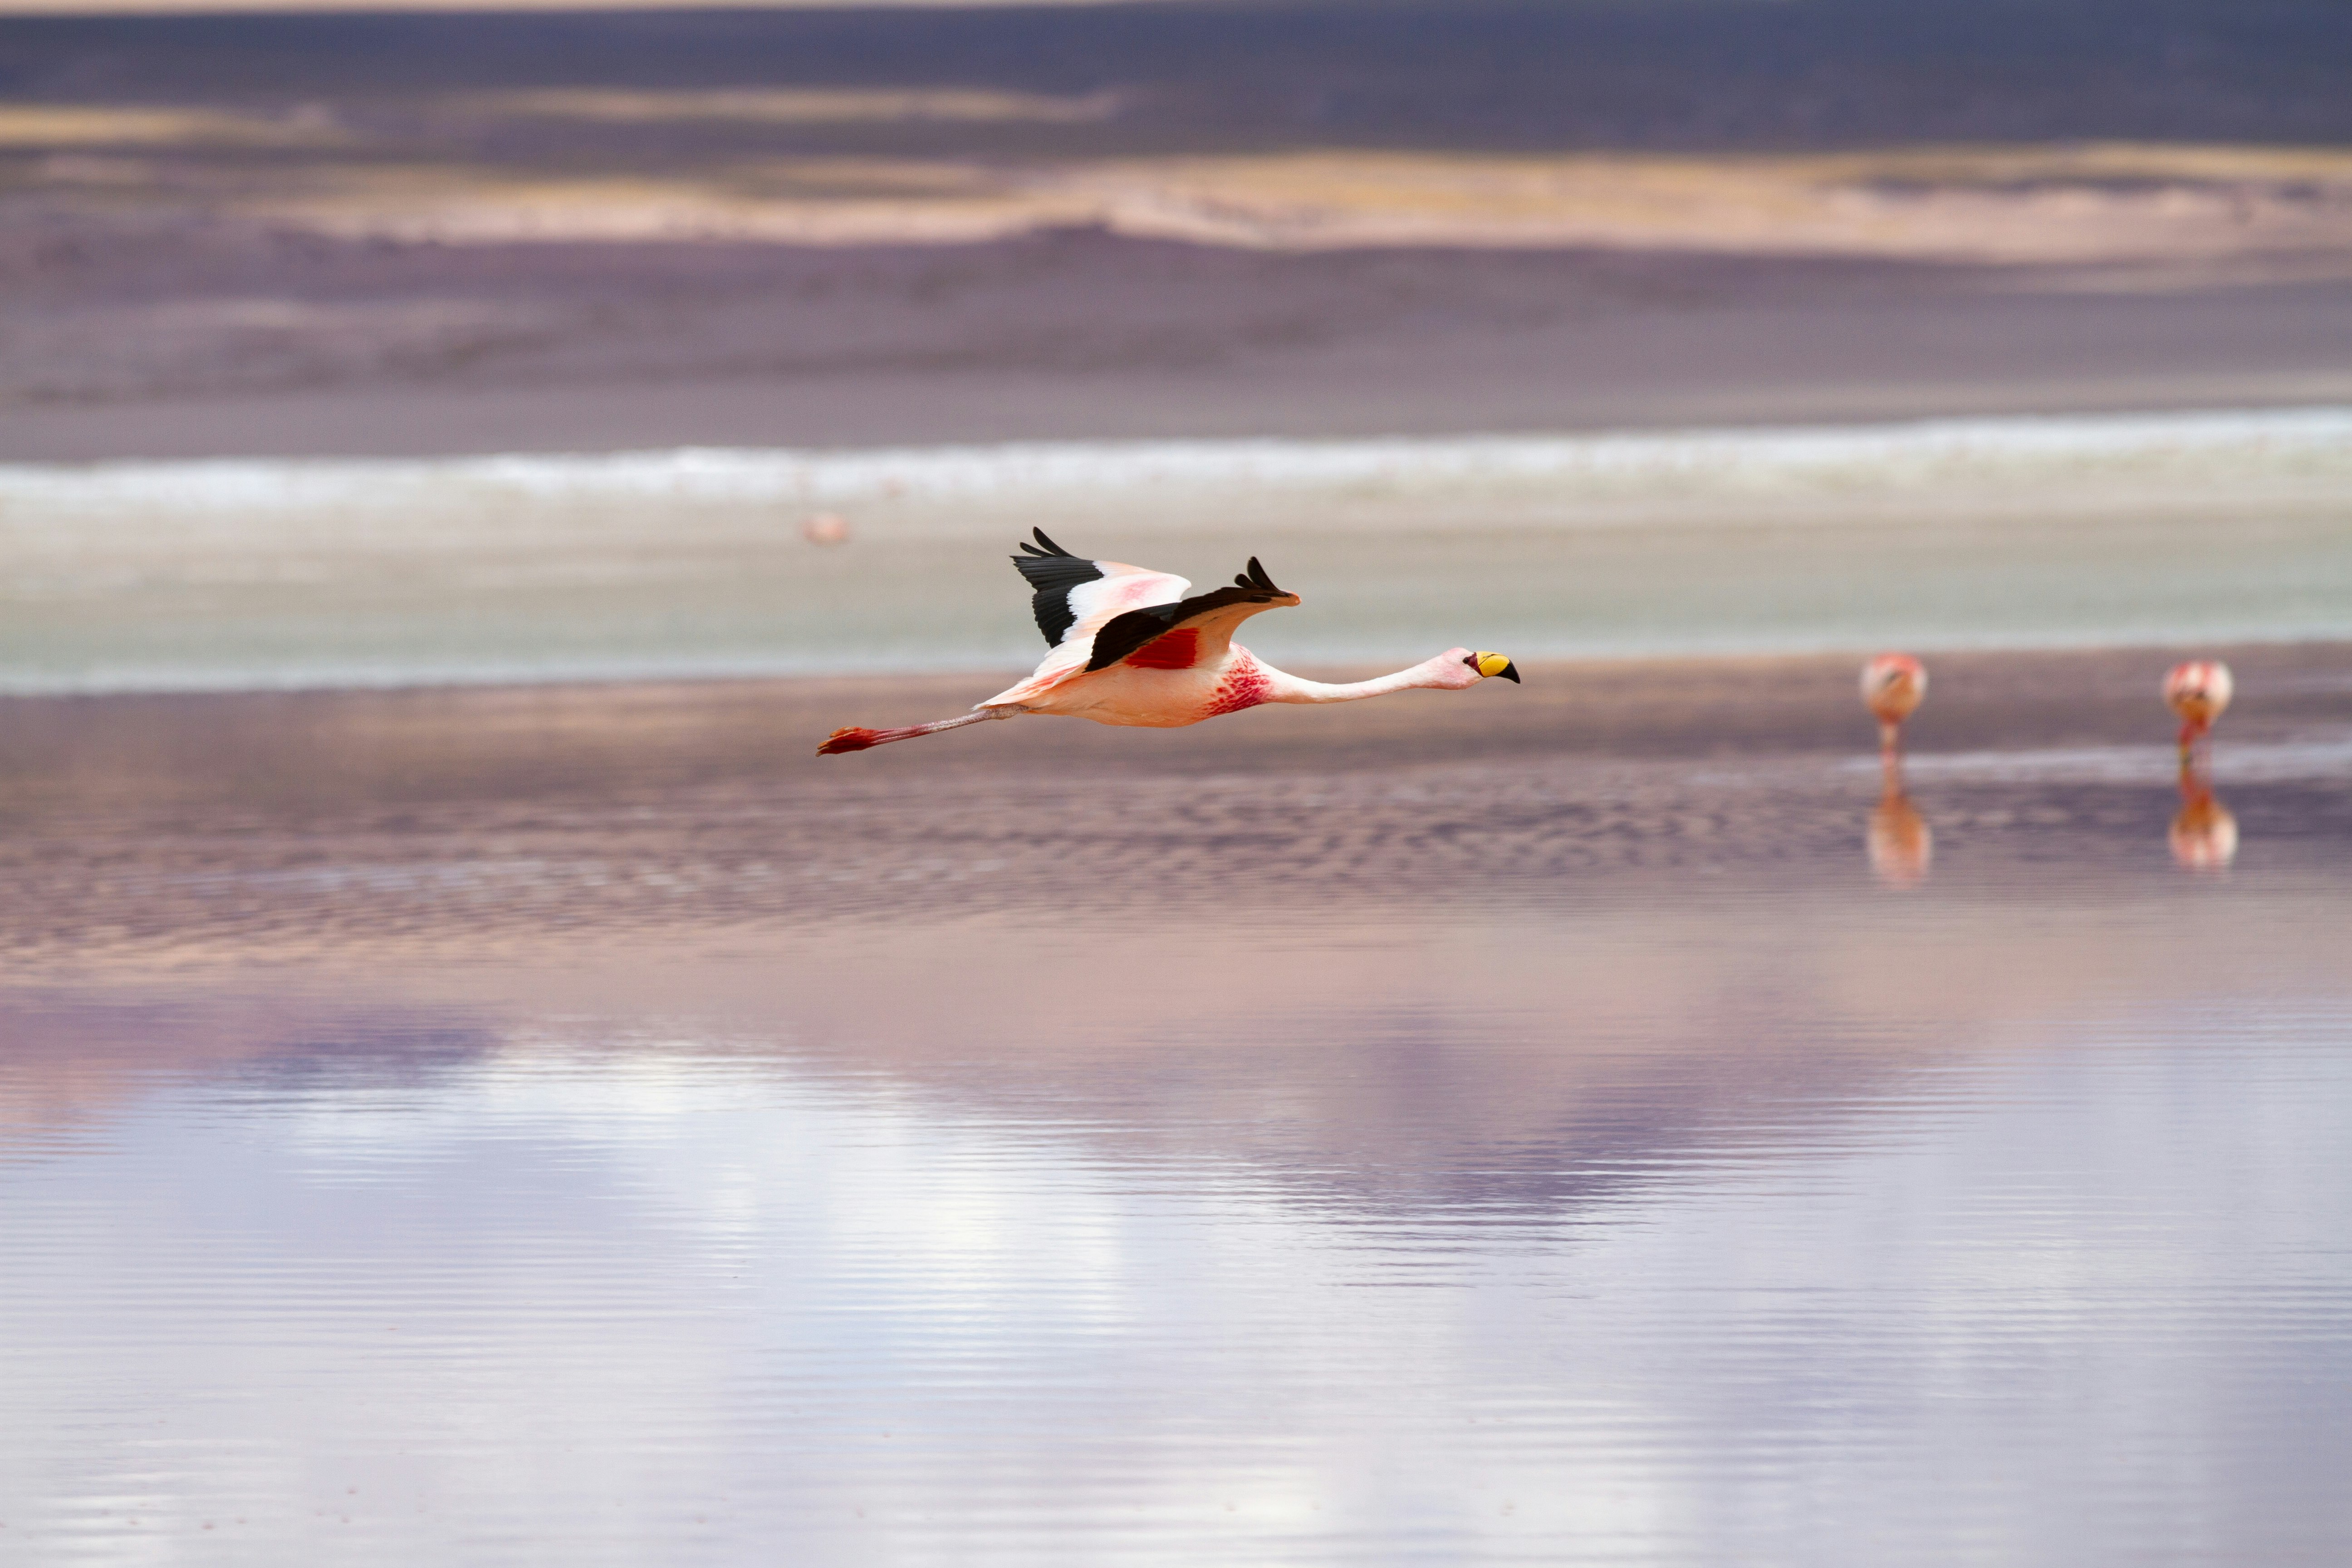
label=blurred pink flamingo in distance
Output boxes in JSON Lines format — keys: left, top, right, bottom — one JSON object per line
{"left": 2165, "top": 660, "right": 2237, "bottom": 870}
{"left": 1860, "top": 654, "right": 1932, "bottom": 886}
{"left": 2164, "top": 660, "right": 2233, "bottom": 764}
{"left": 1861, "top": 654, "right": 1927, "bottom": 782}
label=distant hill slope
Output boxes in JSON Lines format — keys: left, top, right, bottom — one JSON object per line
{"left": 1, "top": 0, "right": 2348, "bottom": 152}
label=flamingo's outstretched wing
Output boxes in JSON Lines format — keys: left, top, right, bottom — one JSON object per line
{"left": 1085, "top": 557, "right": 1300, "bottom": 671}
{"left": 1011, "top": 529, "right": 1189, "bottom": 646}
{"left": 983, "top": 529, "right": 1191, "bottom": 707}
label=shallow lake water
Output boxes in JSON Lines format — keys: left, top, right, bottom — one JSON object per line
{"left": 2, "top": 664, "right": 2349, "bottom": 1565}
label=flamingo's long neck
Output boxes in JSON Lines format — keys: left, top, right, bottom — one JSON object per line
{"left": 1256, "top": 655, "right": 1455, "bottom": 705}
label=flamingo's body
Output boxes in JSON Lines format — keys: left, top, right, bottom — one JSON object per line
{"left": 819, "top": 531, "right": 1518, "bottom": 755}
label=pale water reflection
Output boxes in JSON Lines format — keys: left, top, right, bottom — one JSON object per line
{"left": 4, "top": 869, "right": 2350, "bottom": 1566}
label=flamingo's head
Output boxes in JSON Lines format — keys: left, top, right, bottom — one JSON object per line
{"left": 1440, "top": 649, "right": 1521, "bottom": 689}
{"left": 2164, "top": 660, "right": 2233, "bottom": 730}
{"left": 1861, "top": 653, "right": 1926, "bottom": 727}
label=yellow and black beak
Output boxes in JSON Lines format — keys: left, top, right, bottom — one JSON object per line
{"left": 1471, "top": 651, "right": 1521, "bottom": 683}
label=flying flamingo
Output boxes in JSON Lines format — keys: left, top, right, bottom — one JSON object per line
{"left": 1860, "top": 654, "right": 1927, "bottom": 783}
{"left": 818, "top": 529, "right": 1520, "bottom": 754}
{"left": 2163, "top": 659, "right": 2233, "bottom": 765}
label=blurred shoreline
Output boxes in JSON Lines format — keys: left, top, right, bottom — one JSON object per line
{"left": 6, "top": 405, "right": 2347, "bottom": 693}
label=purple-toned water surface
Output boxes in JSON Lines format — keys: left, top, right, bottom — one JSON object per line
{"left": 2, "top": 671, "right": 2348, "bottom": 1565}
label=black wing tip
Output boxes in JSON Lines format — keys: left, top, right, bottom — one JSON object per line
{"left": 1011, "top": 531, "right": 1104, "bottom": 643}
{"left": 1233, "top": 556, "right": 1284, "bottom": 594}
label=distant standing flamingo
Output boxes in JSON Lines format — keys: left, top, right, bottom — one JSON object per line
{"left": 1860, "top": 654, "right": 1927, "bottom": 783}
{"left": 2163, "top": 660, "right": 2233, "bottom": 764}
{"left": 818, "top": 530, "right": 1520, "bottom": 754}
{"left": 2165, "top": 660, "right": 2237, "bottom": 870}
{"left": 1860, "top": 654, "right": 1932, "bottom": 886}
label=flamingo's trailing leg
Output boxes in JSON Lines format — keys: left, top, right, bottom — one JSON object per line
{"left": 818, "top": 706, "right": 1019, "bottom": 755}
